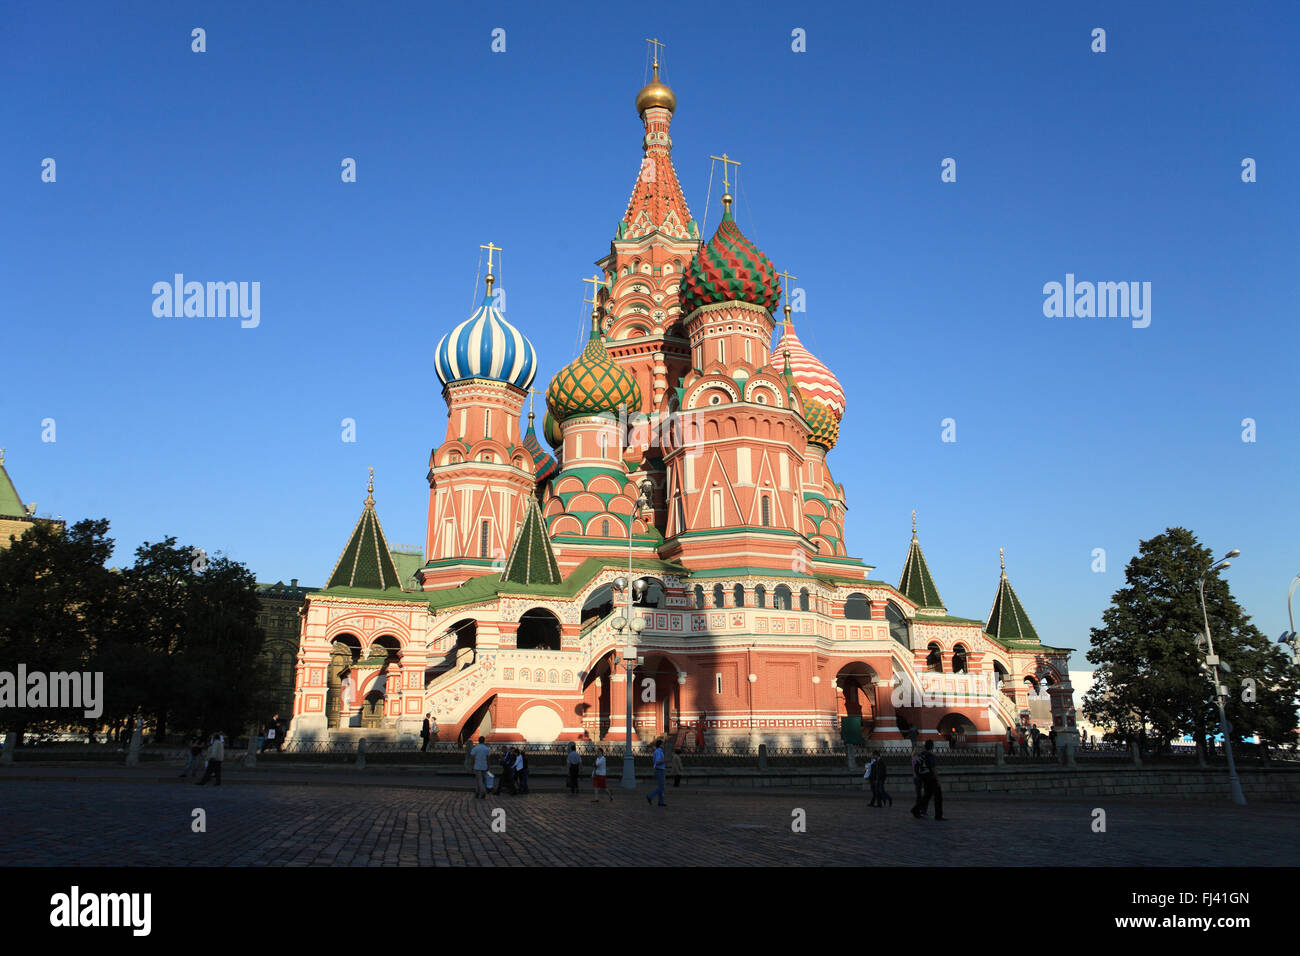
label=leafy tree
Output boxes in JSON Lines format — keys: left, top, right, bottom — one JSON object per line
{"left": 1084, "top": 527, "right": 1297, "bottom": 755}
{"left": 0, "top": 519, "right": 118, "bottom": 736}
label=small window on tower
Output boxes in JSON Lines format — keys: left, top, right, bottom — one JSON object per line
{"left": 761, "top": 496, "right": 771, "bottom": 527}
{"left": 601, "top": 519, "right": 610, "bottom": 537}
{"left": 484, "top": 409, "right": 492, "bottom": 438}
{"left": 479, "top": 520, "right": 490, "bottom": 558}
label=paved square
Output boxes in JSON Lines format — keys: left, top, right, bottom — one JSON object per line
{"left": 0, "top": 777, "right": 1293, "bottom": 866}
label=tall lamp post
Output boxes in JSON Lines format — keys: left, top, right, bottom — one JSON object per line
{"left": 612, "top": 478, "right": 653, "bottom": 790}
{"left": 1197, "top": 548, "right": 1245, "bottom": 806}
{"left": 1278, "top": 574, "right": 1300, "bottom": 663}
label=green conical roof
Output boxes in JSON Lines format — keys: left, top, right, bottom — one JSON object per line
{"left": 985, "top": 553, "right": 1041, "bottom": 645}
{"left": 0, "top": 454, "right": 25, "bottom": 518}
{"left": 501, "top": 496, "right": 562, "bottom": 587}
{"left": 898, "top": 516, "right": 944, "bottom": 609}
{"left": 325, "top": 475, "right": 404, "bottom": 591}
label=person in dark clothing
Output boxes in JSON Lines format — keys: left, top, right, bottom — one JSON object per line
{"left": 420, "top": 714, "right": 431, "bottom": 753}
{"left": 565, "top": 742, "right": 581, "bottom": 794}
{"left": 911, "top": 741, "right": 945, "bottom": 821}
{"left": 1048, "top": 727, "right": 1057, "bottom": 756}
{"left": 498, "top": 747, "right": 517, "bottom": 795}
{"left": 869, "top": 750, "right": 892, "bottom": 807}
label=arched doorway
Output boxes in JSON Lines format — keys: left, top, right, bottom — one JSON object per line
{"left": 581, "top": 652, "right": 617, "bottom": 740}
{"left": 634, "top": 654, "right": 682, "bottom": 740}
{"left": 326, "top": 634, "right": 361, "bottom": 728}
{"left": 517, "top": 608, "right": 561, "bottom": 650}
{"left": 938, "top": 712, "right": 977, "bottom": 748}
{"left": 835, "top": 662, "right": 878, "bottom": 744}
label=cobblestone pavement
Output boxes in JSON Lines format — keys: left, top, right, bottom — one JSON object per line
{"left": 1, "top": 777, "right": 1293, "bottom": 866}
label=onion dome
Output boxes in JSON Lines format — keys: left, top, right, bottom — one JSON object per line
{"left": 681, "top": 207, "right": 783, "bottom": 316}
{"left": 636, "top": 55, "right": 676, "bottom": 115}
{"left": 546, "top": 314, "right": 642, "bottom": 421}
{"left": 434, "top": 285, "right": 537, "bottom": 391}
{"left": 803, "top": 399, "right": 841, "bottom": 450}
{"left": 543, "top": 410, "right": 563, "bottom": 449}
{"left": 771, "top": 308, "right": 846, "bottom": 420}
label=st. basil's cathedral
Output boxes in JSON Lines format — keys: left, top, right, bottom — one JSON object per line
{"left": 287, "top": 51, "right": 1077, "bottom": 751}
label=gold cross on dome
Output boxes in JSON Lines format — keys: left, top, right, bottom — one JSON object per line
{"left": 777, "top": 269, "right": 798, "bottom": 310}
{"left": 581, "top": 273, "right": 604, "bottom": 311}
{"left": 709, "top": 153, "right": 742, "bottom": 193}
{"left": 645, "top": 37, "right": 665, "bottom": 72}
{"left": 526, "top": 387, "right": 543, "bottom": 417}
{"left": 479, "top": 242, "right": 501, "bottom": 274}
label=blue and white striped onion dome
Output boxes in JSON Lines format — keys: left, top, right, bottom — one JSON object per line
{"left": 435, "top": 294, "right": 537, "bottom": 390}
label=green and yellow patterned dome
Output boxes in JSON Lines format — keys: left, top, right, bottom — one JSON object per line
{"left": 803, "top": 398, "right": 840, "bottom": 449}
{"left": 543, "top": 410, "right": 563, "bottom": 449}
{"left": 546, "top": 315, "right": 643, "bottom": 422}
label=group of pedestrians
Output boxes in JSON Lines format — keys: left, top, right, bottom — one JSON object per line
{"left": 863, "top": 742, "right": 944, "bottom": 820}
{"left": 1004, "top": 723, "right": 1053, "bottom": 758}
{"left": 178, "top": 731, "right": 226, "bottom": 786}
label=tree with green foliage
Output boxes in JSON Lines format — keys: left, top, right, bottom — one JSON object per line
{"left": 1084, "top": 527, "right": 1297, "bottom": 756}
{"left": 0, "top": 519, "right": 118, "bottom": 737}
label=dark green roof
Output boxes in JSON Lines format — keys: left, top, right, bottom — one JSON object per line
{"left": 0, "top": 459, "right": 28, "bottom": 517}
{"left": 898, "top": 532, "right": 944, "bottom": 609}
{"left": 390, "top": 549, "right": 425, "bottom": 590}
{"left": 985, "top": 569, "right": 1041, "bottom": 645}
{"left": 325, "top": 489, "right": 404, "bottom": 591}
{"left": 501, "top": 497, "right": 562, "bottom": 586}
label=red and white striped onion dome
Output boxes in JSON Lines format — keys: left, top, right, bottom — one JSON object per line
{"left": 771, "top": 315, "right": 845, "bottom": 421}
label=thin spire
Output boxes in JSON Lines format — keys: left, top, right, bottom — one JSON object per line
{"left": 777, "top": 269, "right": 798, "bottom": 326}
{"left": 912, "top": 508, "right": 918, "bottom": 538}
{"left": 1000, "top": 546, "right": 1006, "bottom": 577}
{"left": 366, "top": 466, "right": 375, "bottom": 505}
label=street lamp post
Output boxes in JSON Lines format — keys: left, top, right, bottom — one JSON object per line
{"left": 1279, "top": 574, "right": 1300, "bottom": 663}
{"left": 614, "top": 479, "right": 653, "bottom": 790}
{"left": 1197, "top": 549, "right": 1245, "bottom": 806}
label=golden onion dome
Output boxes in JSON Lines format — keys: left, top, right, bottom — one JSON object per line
{"left": 636, "top": 74, "right": 676, "bottom": 115}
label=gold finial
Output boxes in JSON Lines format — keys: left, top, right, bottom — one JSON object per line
{"left": 777, "top": 269, "right": 798, "bottom": 324}
{"left": 0, "top": 447, "right": 5, "bottom": 466}
{"left": 645, "top": 37, "right": 665, "bottom": 77}
{"left": 581, "top": 273, "right": 603, "bottom": 315}
{"left": 366, "top": 466, "right": 375, "bottom": 504}
{"left": 527, "top": 386, "right": 543, "bottom": 421}
{"left": 1000, "top": 546, "right": 1006, "bottom": 575}
{"left": 912, "top": 509, "right": 917, "bottom": 537}
{"left": 709, "top": 153, "right": 741, "bottom": 213}
{"left": 480, "top": 241, "right": 502, "bottom": 295}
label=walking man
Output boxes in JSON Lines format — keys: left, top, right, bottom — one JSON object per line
{"left": 671, "top": 748, "right": 684, "bottom": 788}
{"left": 910, "top": 749, "right": 925, "bottom": 812}
{"left": 196, "top": 731, "right": 224, "bottom": 786}
{"left": 565, "top": 742, "right": 582, "bottom": 794}
{"left": 179, "top": 730, "right": 204, "bottom": 778}
{"left": 420, "top": 713, "right": 431, "bottom": 753}
{"left": 515, "top": 747, "right": 529, "bottom": 795}
{"left": 1031, "top": 724, "right": 1041, "bottom": 758}
{"left": 470, "top": 735, "right": 490, "bottom": 798}
{"left": 646, "top": 738, "right": 667, "bottom": 807}
{"left": 870, "top": 749, "right": 892, "bottom": 807}
{"left": 911, "top": 741, "right": 945, "bottom": 821}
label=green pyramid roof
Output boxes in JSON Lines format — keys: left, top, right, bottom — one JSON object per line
{"left": 0, "top": 457, "right": 26, "bottom": 518}
{"left": 898, "top": 522, "right": 944, "bottom": 610}
{"left": 325, "top": 479, "right": 404, "bottom": 591}
{"left": 985, "top": 558, "right": 1041, "bottom": 646}
{"left": 501, "top": 496, "right": 562, "bottom": 586}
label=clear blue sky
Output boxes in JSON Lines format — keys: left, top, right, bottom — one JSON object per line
{"left": 3, "top": 1, "right": 1297, "bottom": 658}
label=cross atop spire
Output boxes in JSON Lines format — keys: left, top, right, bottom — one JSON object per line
{"left": 1000, "top": 546, "right": 1006, "bottom": 576}
{"left": 581, "top": 273, "right": 603, "bottom": 312}
{"left": 366, "top": 466, "right": 375, "bottom": 504}
{"left": 912, "top": 508, "right": 918, "bottom": 537}
{"left": 480, "top": 241, "right": 502, "bottom": 294}
{"left": 778, "top": 268, "right": 798, "bottom": 322}
{"left": 645, "top": 37, "right": 665, "bottom": 76}
{"left": 709, "top": 152, "right": 741, "bottom": 213}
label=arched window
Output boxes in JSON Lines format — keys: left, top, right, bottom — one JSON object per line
{"left": 713, "top": 584, "right": 725, "bottom": 608}
{"left": 926, "top": 642, "right": 943, "bottom": 673}
{"left": 601, "top": 518, "right": 610, "bottom": 537}
{"left": 761, "top": 496, "right": 771, "bottom": 527}
{"left": 952, "top": 644, "right": 968, "bottom": 674}
{"left": 844, "top": 593, "right": 870, "bottom": 620}
{"left": 885, "top": 602, "right": 910, "bottom": 647}
{"left": 693, "top": 585, "right": 705, "bottom": 609}
{"left": 754, "top": 585, "right": 767, "bottom": 608}
{"left": 774, "top": 585, "right": 792, "bottom": 610}
{"left": 733, "top": 584, "right": 745, "bottom": 607}
{"left": 799, "top": 588, "right": 810, "bottom": 612}
{"left": 517, "top": 608, "right": 561, "bottom": 651}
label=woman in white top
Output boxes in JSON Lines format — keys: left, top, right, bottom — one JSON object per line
{"left": 591, "top": 748, "right": 613, "bottom": 803}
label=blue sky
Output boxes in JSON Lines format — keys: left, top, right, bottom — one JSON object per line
{"left": 3, "top": 1, "right": 1297, "bottom": 658}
